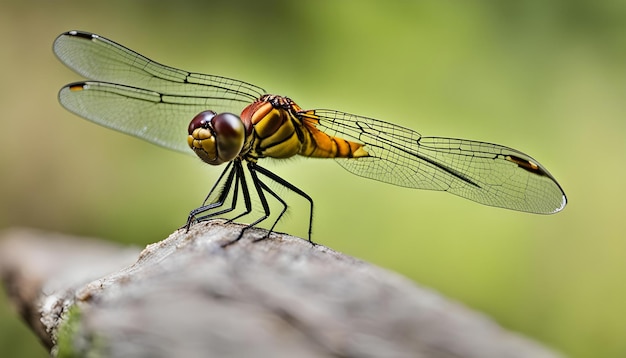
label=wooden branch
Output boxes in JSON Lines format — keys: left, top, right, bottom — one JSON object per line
{"left": 0, "top": 221, "right": 564, "bottom": 358}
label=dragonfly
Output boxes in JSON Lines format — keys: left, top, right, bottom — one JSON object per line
{"left": 54, "top": 30, "right": 567, "bottom": 243}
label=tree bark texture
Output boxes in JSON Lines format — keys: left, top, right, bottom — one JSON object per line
{"left": 0, "top": 221, "right": 564, "bottom": 358}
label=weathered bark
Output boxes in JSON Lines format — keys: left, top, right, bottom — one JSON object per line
{"left": 0, "top": 221, "right": 564, "bottom": 358}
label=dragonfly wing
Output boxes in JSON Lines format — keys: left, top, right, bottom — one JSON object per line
{"left": 59, "top": 81, "right": 241, "bottom": 153}
{"left": 53, "top": 31, "right": 263, "bottom": 115}
{"left": 304, "top": 109, "right": 567, "bottom": 214}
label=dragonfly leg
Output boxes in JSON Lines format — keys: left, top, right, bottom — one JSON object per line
{"left": 194, "top": 160, "right": 316, "bottom": 247}
{"left": 201, "top": 161, "right": 234, "bottom": 206}
{"left": 224, "top": 161, "right": 253, "bottom": 224}
{"left": 184, "top": 161, "right": 240, "bottom": 231}
{"left": 222, "top": 162, "right": 273, "bottom": 246}
{"left": 253, "top": 164, "right": 315, "bottom": 243}
{"left": 249, "top": 171, "right": 288, "bottom": 243}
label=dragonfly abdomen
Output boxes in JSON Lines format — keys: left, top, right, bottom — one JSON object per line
{"left": 298, "top": 110, "right": 368, "bottom": 159}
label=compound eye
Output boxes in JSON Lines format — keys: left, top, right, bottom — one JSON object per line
{"left": 212, "top": 113, "right": 245, "bottom": 163}
{"left": 187, "top": 111, "right": 245, "bottom": 165}
{"left": 188, "top": 110, "right": 217, "bottom": 135}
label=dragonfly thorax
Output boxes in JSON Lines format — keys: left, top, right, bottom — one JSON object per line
{"left": 240, "top": 95, "right": 305, "bottom": 160}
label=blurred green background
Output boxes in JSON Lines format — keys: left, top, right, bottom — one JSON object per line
{"left": 1, "top": 0, "right": 624, "bottom": 357}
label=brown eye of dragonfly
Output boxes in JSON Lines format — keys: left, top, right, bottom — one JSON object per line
{"left": 188, "top": 110, "right": 216, "bottom": 134}
{"left": 187, "top": 111, "right": 245, "bottom": 165}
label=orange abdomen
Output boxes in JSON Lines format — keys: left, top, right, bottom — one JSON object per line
{"left": 240, "top": 95, "right": 369, "bottom": 160}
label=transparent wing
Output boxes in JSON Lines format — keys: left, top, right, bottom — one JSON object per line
{"left": 54, "top": 31, "right": 264, "bottom": 152}
{"left": 53, "top": 30, "right": 265, "bottom": 104}
{"left": 59, "top": 81, "right": 250, "bottom": 153}
{"left": 301, "top": 109, "right": 567, "bottom": 214}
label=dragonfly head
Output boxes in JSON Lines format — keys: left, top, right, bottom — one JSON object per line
{"left": 187, "top": 111, "right": 245, "bottom": 165}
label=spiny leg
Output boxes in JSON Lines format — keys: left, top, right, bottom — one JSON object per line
{"left": 224, "top": 159, "right": 253, "bottom": 224}
{"left": 185, "top": 160, "right": 239, "bottom": 230}
{"left": 202, "top": 161, "right": 234, "bottom": 206}
{"left": 205, "top": 160, "right": 266, "bottom": 226}
{"left": 222, "top": 162, "right": 274, "bottom": 246}
{"left": 254, "top": 163, "right": 315, "bottom": 243}
{"left": 196, "top": 166, "right": 242, "bottom": 219}
{"left": 248, "top": 166, "right": 289, "bottom": 242}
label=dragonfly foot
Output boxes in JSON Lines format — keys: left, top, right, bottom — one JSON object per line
{"left": 220, "top": 228, "right": 246, "bottom": 248}
{"left": 251, "top": 233, "right": 271, "bottom": 244}
{"left": 183, "top": 214, "right": 199, "bottom": 232}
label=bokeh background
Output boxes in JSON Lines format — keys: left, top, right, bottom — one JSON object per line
{"left": 1, "top": 1, "right": 625, "bottom": 357}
